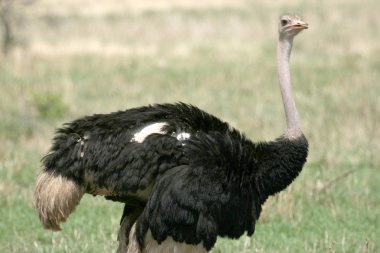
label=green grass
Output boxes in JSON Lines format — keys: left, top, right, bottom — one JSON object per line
{"left": 1, "top": 0, "right": 379, "bottom": 252}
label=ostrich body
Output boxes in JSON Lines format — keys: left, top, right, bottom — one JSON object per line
{"left": 34, "top": 15, "right": 308, "bottom": 253}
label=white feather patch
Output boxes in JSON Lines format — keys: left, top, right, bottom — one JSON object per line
{"left": 131, "top": 122, "right": 168, "bottom": 143}
{"left": 176, "top": 132, "right": 191, "bottom": 141}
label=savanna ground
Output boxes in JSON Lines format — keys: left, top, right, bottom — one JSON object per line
{"left": 0, "top": 0, "right": 379, "bottom": 252}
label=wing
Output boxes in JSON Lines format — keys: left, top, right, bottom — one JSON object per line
{"left": 136, "top": 132, "right": 261, "bottom": 251}
{"left": 42, "top": 103, "right": 236, "bottom": 198}
{"left": 136, "top": 165, "right": 219, "bottom": 250}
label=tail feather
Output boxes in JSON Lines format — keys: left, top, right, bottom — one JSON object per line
{"left": 34, "top": 170, "right": 85, "bottom": 231}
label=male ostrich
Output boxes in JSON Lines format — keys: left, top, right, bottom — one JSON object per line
{"left": 34, "top": 15, "right": 308, "bottom": 253}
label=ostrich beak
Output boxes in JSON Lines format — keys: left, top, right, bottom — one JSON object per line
{"left": 291, "top": 21, "right": 308, "bottom": 30}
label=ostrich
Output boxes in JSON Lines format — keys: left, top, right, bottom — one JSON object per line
{"left": 34, "top": 15, "right": 308, "bottom": 253}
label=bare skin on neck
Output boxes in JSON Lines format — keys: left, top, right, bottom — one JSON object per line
{"left": 276, "top": 15, "right": 308, "bottom": 139}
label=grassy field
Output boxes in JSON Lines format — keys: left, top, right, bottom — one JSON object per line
{"left": 1, "top": 0, "right": 379, "bottom": 252}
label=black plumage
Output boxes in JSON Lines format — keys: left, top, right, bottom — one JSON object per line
{"left": 42, "top": 103, "right": 238, "bottom": 198}
{"left": 36, "top": 103, "right": 307, "bottom": 251}
{"left": 135, "top": 120, "right": 307, "bottom": 250}
{"left": 34, "top": 14, "right": 309, "bottom": 253}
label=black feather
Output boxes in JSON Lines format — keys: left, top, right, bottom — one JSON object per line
{"left": 41, "top": 103, "right": 308, "bottom": 251}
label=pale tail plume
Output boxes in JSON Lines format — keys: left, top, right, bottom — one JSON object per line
{"left": 34, "top": 171, "right": 85, "bottom": 231}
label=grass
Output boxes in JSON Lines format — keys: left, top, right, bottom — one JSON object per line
{"left": 1, "top": 0, "right": 379, "bottom": 252}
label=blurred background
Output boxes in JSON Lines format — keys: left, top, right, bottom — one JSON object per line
{"left": 0, "top": 0, "right": 379, "bottom": 252}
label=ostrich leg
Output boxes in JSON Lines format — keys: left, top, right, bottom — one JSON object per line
{"left": 117, "top": 206, "right": 143, "bottom": 253}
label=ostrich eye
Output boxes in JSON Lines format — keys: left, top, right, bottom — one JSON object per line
{"left": 281, "top": 19, "right": 288, "bottom": 26}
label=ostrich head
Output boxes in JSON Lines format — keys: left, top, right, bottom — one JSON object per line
{"left": 278, "top": 15, "right": 308, "bottom": 39}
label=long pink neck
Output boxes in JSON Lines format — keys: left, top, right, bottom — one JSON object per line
{"left": 277, "top": 36, "right": 302, "bottom": 139}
